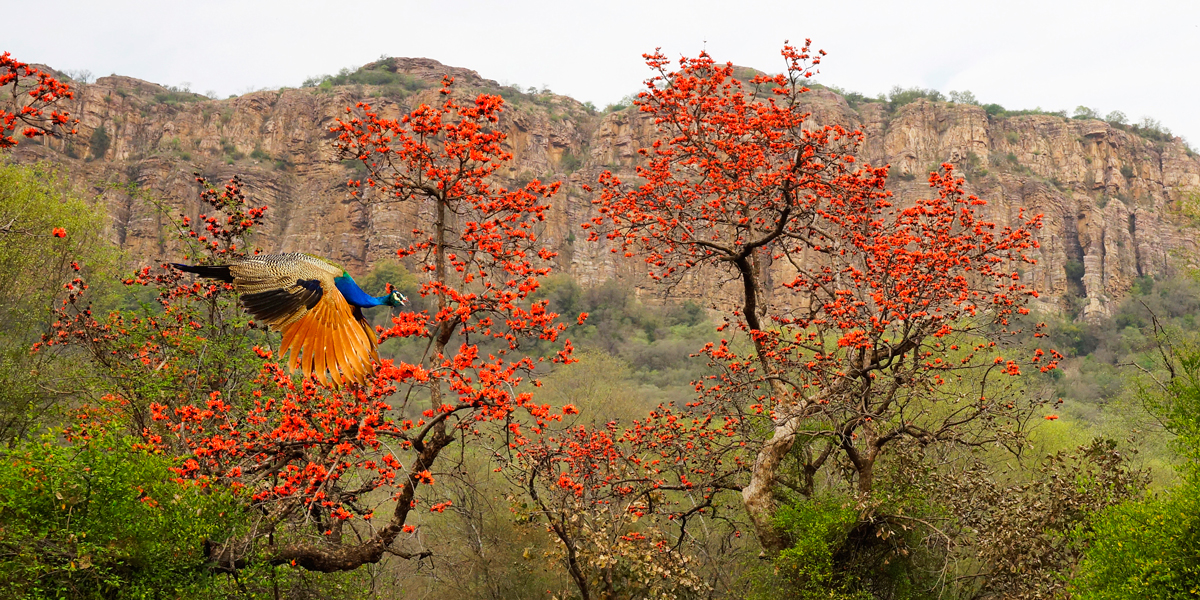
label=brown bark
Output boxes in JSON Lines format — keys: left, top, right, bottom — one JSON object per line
{"left": 732, "top": 253, "right": 803, "bottom": 554}
{"left": 741, "top": 413, "right": 803, "bottom": 553}
{"left": 206, "top": 427, "right": 453, "bottom": 573}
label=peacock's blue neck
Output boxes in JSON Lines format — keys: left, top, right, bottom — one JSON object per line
{"left": 335, "top": 274, "right": 389, "bottom": 308}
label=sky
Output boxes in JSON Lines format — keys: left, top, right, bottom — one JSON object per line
{"left": 7, "top": 0, "right": 1200, "bottom": 145}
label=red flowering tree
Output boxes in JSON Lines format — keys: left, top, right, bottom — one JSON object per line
{"left": 515, "top": 416, "right": 734, "bottom": 599}
{"left": 585, "top": 42, "right": 1058, "bottom": 553}
{"left": 48, "top": 78, "right": 574, "bottom": 573}
{"left": 1, "top": 52, "right": 77, "bottom": 149}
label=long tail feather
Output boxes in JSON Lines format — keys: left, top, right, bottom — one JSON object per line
{"left": 171, "top": 263, "right": 234, "bottom": 283}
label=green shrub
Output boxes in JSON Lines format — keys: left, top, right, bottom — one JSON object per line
{"left": 1130, "top": 117, "right": 1174, "bottom": 144}
{"left": 219, "top": 138, "right": 244, "bottom": 161}
{"left": 1071, "top": 308, "right": 1200, "bottom": 598}
{"left": 960, "top": 151, "right": 986, "bottom": 181}
{"left": 0, "top": 163, "right": 117, "bottom": 443}
{"left": 604, "top": 93, "right": 639, "bottom": 113}
{"left": 1073, "top": 476, "right": 1200, "bottom": 599}
{"left": 886, "top": 85, "right": 944, "bottom": 111}
{"left": 1065, "top": 259, "right": 1086, "bottom": 282}
{"left": 303, "top": 63, "right": 430, "bottom": 93}
{"left": 827, "top": 85, "right": 873, "bottom": 110}
{"left": 747, "top": 497, "right": 870, "bottom": 600}
{"left": 948, "top": 89, "right": 978, "bottom": 105}
{"left": 1131, "top": 275, "right": 1155, "bottom": 296}
{"left": 88, "top": 126, "right": 110, "bottom": 159}
{"left": 560, "top": 149, "right": 582, "bottom": 172}
{"left": 0, "top": 434, "right": 246, "bottom": 599}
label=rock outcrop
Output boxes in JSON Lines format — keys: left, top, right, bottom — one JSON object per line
{"left": 12, "top": 58, "right": 1200, "bottom": 319}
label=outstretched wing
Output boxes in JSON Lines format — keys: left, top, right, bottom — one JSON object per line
{"left": 240, "top": 279, "right": 323, "bottom": 329}
{"left": 279, "top": 290, "right": 379, "bottom": 387}
{"left": 227, "top": 254, "right": 341, "bottom": 330}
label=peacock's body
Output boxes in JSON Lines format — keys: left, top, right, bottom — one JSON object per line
{"left": 172, "top": 253, "right": 407, "bottom": 387}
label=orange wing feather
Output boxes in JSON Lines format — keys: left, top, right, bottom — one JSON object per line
{"left": 279, "top": 288, "right": 378, "bottom": 387}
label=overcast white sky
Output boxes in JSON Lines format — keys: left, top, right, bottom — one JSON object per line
{"left": 7, "top": 0, "right": 1200, "bottom": 144}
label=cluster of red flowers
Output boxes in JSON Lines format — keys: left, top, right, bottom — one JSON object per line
{"left": 1, "top": 52, "right": 78, "bottom": 149}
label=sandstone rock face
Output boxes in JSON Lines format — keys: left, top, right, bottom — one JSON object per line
{"left": 13, "top": 58, "right": 1200, "bottom": 319}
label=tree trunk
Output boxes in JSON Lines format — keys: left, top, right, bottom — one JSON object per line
{"left": 741, "top": 413, "right": 803, "bottom": 553}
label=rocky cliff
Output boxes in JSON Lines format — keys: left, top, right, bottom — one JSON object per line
{"left": 11, "top": 58, "right": 1200, "bottom": 319}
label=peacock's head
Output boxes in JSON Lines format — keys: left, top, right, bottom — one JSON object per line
{"left": 384, "top": 285, "right": 408, "bottom": 307}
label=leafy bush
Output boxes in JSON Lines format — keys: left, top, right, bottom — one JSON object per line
{"left": 1073, "top": 476, "right": 1200, "bottom": 599}
{"left": 151, "top": 90, "right": 205, "bottom": 106}
{"left": 948, "top": 89, "right": 977, "bottom": 105}
{"left": 0, "top": 162, "right": 116, "bottom": 443}
{"left": 303, "top": 63, "right": 430, "bottom": 94}
{"left": 983, "top": 103, "right": 1006, "bottom": 116}
{"left": 560, "top": 148, "right": 582, "bottom": 172}
{"left": 0, "top": 434, "right": 245, "bottom": 599}
{"left": 826, "top": 85, "right": 874, "bottom": 110}
{"left": 219, "top": 138, "right": 244, "bottom": 161}
{"left": 604, "top": 93, "right": 639, "bottom": 113}
{"left": 960, "top": 151, "right": 986, "bottom": 181}
{"left": 1065, "top": 259, "right": 1086, "bottom": 283}
{"left": 749, "top": 497, "right": 869, "bottom": 600}
{"left": 886, "top": 85, "right": 945, "bottom": 110}
{"left": 88, "top": 126, "right": 109, "bottom": 159}
{"left": 1072, "top": 337, "right": 1200, "bottom": 598}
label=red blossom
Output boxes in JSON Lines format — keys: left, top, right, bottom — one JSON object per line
{"left": 0, "top": 52, "right": 79, "bottom": 149}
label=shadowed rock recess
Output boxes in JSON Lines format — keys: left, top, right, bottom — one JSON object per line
{"left": 13, "top": 57, "right": 1200, "bottom": 319}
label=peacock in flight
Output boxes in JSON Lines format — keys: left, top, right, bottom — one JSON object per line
{"left": 172, "top": 253, "right": 408, "bottom": 388}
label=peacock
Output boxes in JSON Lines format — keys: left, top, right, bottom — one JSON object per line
{"left": 172, "top": 253, "right": 408, "bottom": 387}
